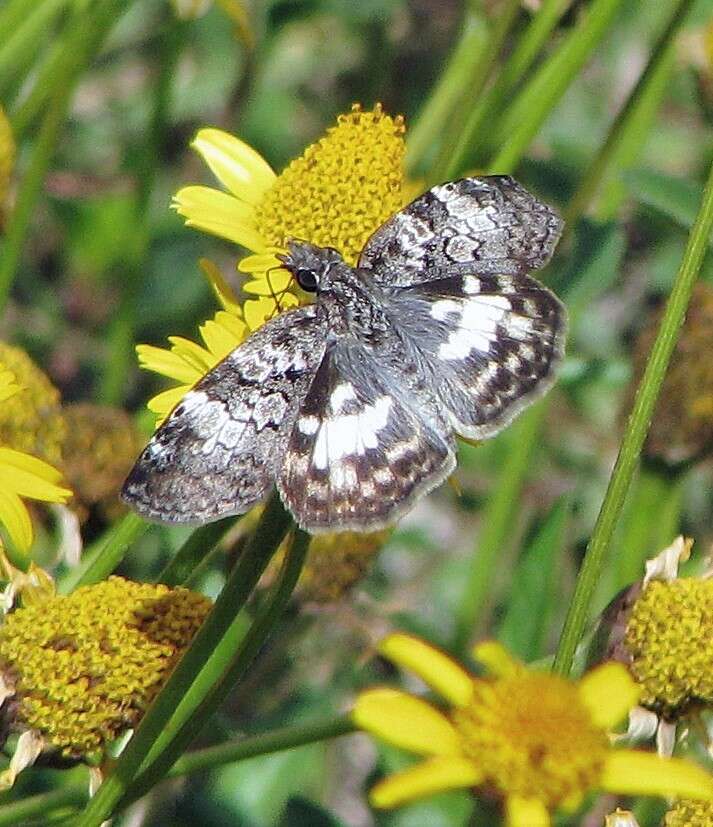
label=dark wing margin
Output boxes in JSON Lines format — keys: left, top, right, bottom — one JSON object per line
{"left": 277, "top": 341, "right": 456, "bottom": 533}
{"left": 358, "top": 176, "right": 563, "bottom": 287}
{"left": 384, "top": 272, "right": 566, "bottom": 440}
{"left": 121, "top": 305, "right": 327, "bottom": 524}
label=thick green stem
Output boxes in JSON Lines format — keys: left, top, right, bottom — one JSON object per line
{"left": 553, "top": 159, "right": 713, "bottom": 676}
{"left": 157, "top": 515, "right": 237, "bottom": 586}
{"left": 564, "top": 0, "right": 694, "bottom": 226}
{"left": 453, "top": 401, "right": 546, "bottom": 654}
{"left": 119, "top": 528, "right": 311, "bottom": 807}
{"left": 76, "top": 491, "right": 293, "bottom": 827}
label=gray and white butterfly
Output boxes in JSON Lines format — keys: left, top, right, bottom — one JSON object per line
{"left": 122, "top": 176, "right": 566, "bottom": 532}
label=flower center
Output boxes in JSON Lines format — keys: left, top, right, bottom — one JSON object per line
{"left": 254, "top": 103, "right": 407, "bottom": 265}
{"left": 625, "top": 578, "right": 713, "bottom": 718}
{"left": 451, "top": 673, "right": 608, "bottom": 808}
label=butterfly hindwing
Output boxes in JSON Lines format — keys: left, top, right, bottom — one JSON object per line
{"left": 359, "top": 176, "right": 563, "bottom": 287}
{"left": 383, "top": 272, "right": 566, "bottom": 439}
{"left": 277, "top": 341, "right": 456, "bottom": 532}
{"left": 122, "top": 305, "right": 328, "bottom": 523}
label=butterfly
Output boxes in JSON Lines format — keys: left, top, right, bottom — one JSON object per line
{"left": 122, "top": 176, "right": 566, "bottom": 533}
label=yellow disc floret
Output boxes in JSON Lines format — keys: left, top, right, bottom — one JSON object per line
{"left": 452, "top": 671, "right": 608, "bottom": 810}
{"left": 253, "top": 103, "right": 406, "bottom": 266}
{"left": 624, "top": 578, "right": 713, "bottom": 718}
{"left": 664, "top": 799, "right": 713, "bottom": 826}
{"left": 0, "top": 342, "right": 65, "bottom": 466}
{"left": 0, "top": 577, "right": 211, "bottom": 759}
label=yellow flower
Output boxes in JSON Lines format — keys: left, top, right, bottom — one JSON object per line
{"left": 352, "top": 634, "right": 713, "bottom": 826}
{"left": 172, "top": 103, "right": 407, "bottom": 330}
{"left": 0, "top": 574, "right": 211, "bottom": 784}
{"left": 0, "top": 362, "right": 71, "bottom": 552}
{"left": 664, "top": 799, "right": 713, "bottom": 826}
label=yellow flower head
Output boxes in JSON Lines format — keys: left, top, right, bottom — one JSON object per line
{"left": 61, "top": 403, "right": 142, "bottom": 517}
{"left": 0, "top": 576, "right": 211, "bottom": 771}
{"left": 353, "top": 634, "right": 713, "bottom": 826}
{"left": 630, "top": 283, "right": 713, "bottom": 465}
{"left": 172, "top": 103, "right": 407, "bottom": 330}
{"left": 664, "top": 799, "right": 713, "bottom": 826}
{"left": 0, "top": 359, "right": 71, "bottom": 552}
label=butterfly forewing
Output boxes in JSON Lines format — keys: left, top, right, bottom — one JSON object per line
{"left": 278, "top": 341, "right": 456, "bottom": 532}
{"left": 358, "top": 176, "right": 563, "bottom": 287}
{"left": 122, "top": 305, "right": 327, "bottom": 523}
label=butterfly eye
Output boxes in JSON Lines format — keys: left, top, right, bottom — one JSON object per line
{"left": 295, "top": 268, "right": 319, "bottom": 292}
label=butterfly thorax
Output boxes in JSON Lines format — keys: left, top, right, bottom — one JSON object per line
{"left": 280, "top": 240, "right": 391, "bottom": 345}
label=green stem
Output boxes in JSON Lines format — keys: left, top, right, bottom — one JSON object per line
{"left": 0, "top": 0, "right": 123, "bottom": 314}
{"left": 76, "top": 491, "right": 293, "bottom": 827}
{"left": 58, "top": 512, "right": 149, "bottom": 593}
{"left": 489, "top": 0, "right": 626, "bottom": 174}
{"left": 0, "top": 716, "right": 354, "bottom": 825}
{"left": 431, "top": 0, "right": 523, "bottom": 182}
{"left": 553, "top": 159, "right": 713, "bottom": 676}
{"left": 119, "top": 528, "right": 311, "bottom": 807}
{"left": 405, "top": 5, "right": 489, "bottom": 174}
{"left": 157, "top": 515, "right": 237, "bottom": 586}
{"left": 452, "top": 401, "right": 546, "bottom": 654}
{"left": 98, "top": 17, "right": 186, "bottom": 405}
{"left": 564, "top": 0, "right": 694, "bottom": 226}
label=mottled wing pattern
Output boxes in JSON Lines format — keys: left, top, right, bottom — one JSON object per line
{"left": 384, "top": 272, "right": 566, "bottom": 440}
{"left": 278, "top": 342, "right": 456, "bottom": 532}
{"left": 359, "top": 176, "right": 563, "bottom": 286}
{"left": 122, "top": 305, "right": 327, "bottom": 523}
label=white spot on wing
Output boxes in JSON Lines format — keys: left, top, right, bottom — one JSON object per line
{"left": 330, "top": 382, "right": 357, "bottom": 411}
{"left": 437, "top": 295, "right": 511, "bottom": 360}
{"left": 311, "top": 396, "right": 392, "bottom": 470}
{"left": 298, "top": 415, "right": 320, "bottom": 435}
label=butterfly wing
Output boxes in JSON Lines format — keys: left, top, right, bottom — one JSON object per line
{"left": 277, "top": 340, "right": 456, "bottom": 533}
{"left": 382, "top": 272, "right": 566, "bottom": 440}
{"left": 359, "top": 176, "right": 563, "bottom": 287}
{"left": 122, "top": 305, "right": 328, "bottom": 524}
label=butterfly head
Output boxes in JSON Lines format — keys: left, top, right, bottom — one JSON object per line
{"left": 278, "top": 240, "right": 344, "bottom": 294}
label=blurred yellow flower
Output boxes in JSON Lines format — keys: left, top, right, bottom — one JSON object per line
{"left": 0, "top": 362, "right": 71, "bottom": 552}
{"left": 172, "top": 103, "right": 407, "bottom": 329}
{"left": 353, "top": 634, "right": 713, "bottom": 826}
{"left": 664, "top": 799, "right": 713, "bottom": 826}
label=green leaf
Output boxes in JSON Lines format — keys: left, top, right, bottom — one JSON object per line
{"left": 624, "top": 168, "right": 705, "bottom": 231}
{"left": 497, "top": 496, "right": 570, "bottom": 660}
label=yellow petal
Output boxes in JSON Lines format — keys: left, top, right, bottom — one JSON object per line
{"left": 167, "top": 335, "right": 216, "bottom": 373}
{"left": 199, "top": 258, "right": 243, "bottom": 315}
{"left": 601, "top": 750, "right": 713, "bottom": 800}
{"left": 369, "top": 756, "right": 482, "bottom": 808}
{"left": 0, "top": 450, "right": 71, "bottom": 501}
{"left": 379, "top": 634, "right": 474, "bottom": 707}
{"left": 578, "top": 662, "right": 640, "bottom": 730}
{"left": 198, "top": 319, "right": 242, "bottom": 362}
{"left": 137, "top": 344, "right": 200, "bottom": 384}
{"left": 0, "top": 488, "right": 33, "bottom": 551}
{"left": 147, "top": 386, "right": 190, "bottom": 421}
{"left": 214, "top": 310, "right": 248, "bottom": 342}
{"left": 191, "top": 128, "right": 275, "bottom": 202}
{"left": 244, "top": 296, "right": 280, "bottom": 331}
{"left": 238, "top": 252, "right": 284, "bottom": 275}
{"left": 242, "top": 268, "right": 294, "bottom": 296}
{"left": 172, "top": 186, "right": 266, "bottom": 251}
{"left": 472, "top": 640, "right": 524, "bottom": 678}
{"left": 505, "top": 796, "right": 550, "bottom": 827}
{"left": 353, "top": 688, "right": 461, "bottom": 756}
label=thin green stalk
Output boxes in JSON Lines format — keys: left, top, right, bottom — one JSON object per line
{"left": 58, "top": 512, "right": 149, "bottom": 594}
{"left": 553, "top": 159, "right": 713, "bottom": 676}
{"left": 405, "top": 6, "right": 489, "bottom": 173}
{"left": 157, "top": 515, "right": 237, "bottom": 586}
{"left": 119, "top": 529, "right": 311, "bottom": 807}
{"left": 431, "top": 0, "right": 523, "bottom": 182}
{"left": 0, "top": 0, "right": 68, "bottom": 98}
{"left": 453, "top": 401, "right": 546, "bottom": 654}
{"left": 99, "top": 18, "right": 186, "bottom": 405}
{"left": 76, "top": 491, "right": 293, "bottom": 827}
{"left": 0, "top": 0, "right": 124, "bottom": 314}
{"left": 489, "top": 0, "right": 626, "bottom": 174}
{"left": 564, "top": 0, "right": 694, "bottom": 226}
{"left": 0, "top": 716, "right": 354, "bottom": 824}
{"left": 9, "top": 36, "right": 69, "bottom": 141}
{"left": 445, "top": 0, "right": 577, "bottom": 173}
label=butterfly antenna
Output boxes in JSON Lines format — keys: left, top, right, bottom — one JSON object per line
{"left": 265, "top": 262, "right": 295, "bottom": 319}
